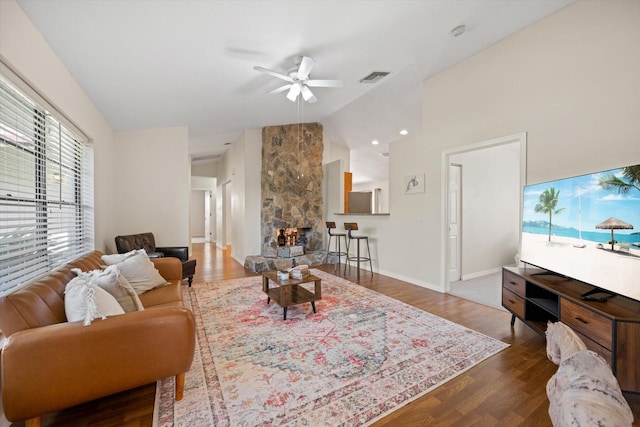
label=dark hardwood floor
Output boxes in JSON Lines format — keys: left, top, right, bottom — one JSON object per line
{"left": 3, "top": 243, "right": 639, "bottom": 426}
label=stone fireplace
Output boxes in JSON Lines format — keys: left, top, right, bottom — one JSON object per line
{"left": 261, "top": 122, "right": 324, "bottom": 257}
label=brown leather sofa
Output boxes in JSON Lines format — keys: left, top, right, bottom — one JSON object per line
{"left": 0, "top": 251, "right": 196, "bottom": 426}
{"left": 115, "top": 232, "right": 197, "bottom": 286}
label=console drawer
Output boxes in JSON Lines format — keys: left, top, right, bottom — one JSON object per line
{"left": 574, "top": 329, "right": 613, "bottom": 367}
{"left": 561, "top": 298, "right": 613, "bottom": 350}
{"left": 502, "top": 287, "right": 524, "bottom": 319}
{"left": 503, "top": 270, "right": 526, "bottom": 298}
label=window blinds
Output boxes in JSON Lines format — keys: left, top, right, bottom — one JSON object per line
{"left": 0, "top": 75, "right": 94, "bottom": 295}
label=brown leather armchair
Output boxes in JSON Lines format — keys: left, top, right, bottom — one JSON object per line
{"left": 115, "top": 232, "right": 197, "bottom": 286}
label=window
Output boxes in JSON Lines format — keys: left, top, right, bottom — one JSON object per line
{"left": 0, "top": 75, "right": 94, "bottom": 296}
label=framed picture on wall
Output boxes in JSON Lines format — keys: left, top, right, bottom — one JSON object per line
{"left": 404, "top": 174, "right": 425, "bottom": 194}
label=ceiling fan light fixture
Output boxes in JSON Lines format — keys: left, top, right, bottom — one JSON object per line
{"left": 301, "top": 85, "right": 317, "bottom": 103}
{"left": 255, "top": 56, "right": 343, "bottom": 103}
{"left": 286, "top": 83, "right": 302, "bottom": 102}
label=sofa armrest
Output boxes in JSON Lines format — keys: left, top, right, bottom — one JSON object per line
{"left": 156, "top": 246, "right": 188, "bottom": 262}
{"left": 1, "top": 308, "right": 195, "bottom": 422}
{"left": 151, "top": 257, "right": 183, "bottom": 281}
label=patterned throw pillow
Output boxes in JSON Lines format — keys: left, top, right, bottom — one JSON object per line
{"left": 65, "top": 269, "right": 125, "bottom": 326}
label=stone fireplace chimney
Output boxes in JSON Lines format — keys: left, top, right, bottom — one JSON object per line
{"left": 261, "top": 122, "right": 324, "bottom": 257}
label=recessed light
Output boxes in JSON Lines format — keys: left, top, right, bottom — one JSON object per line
{"left": 399, "top": 129, "right": 408, "bottom": 135}
{"left": 371, "top": 140, "right": 379, "bottom": 145}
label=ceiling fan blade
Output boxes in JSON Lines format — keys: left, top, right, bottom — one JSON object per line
{"left": 306, "top": 79, "right": 344, "bottom": 88}
{"left": 296, "top": 56, "right": 316, "bottom": 80}
{"left": 253, "top": 66, "right": 293, "bottom": 82}
{"left": 301, "top": 85, "right": 317, "bottom": 103}
{"left": 286, "top": 83, "right": 301, "bottom": 102}
{"left": 266, "top": 84, "right": 292, "bottom": 95}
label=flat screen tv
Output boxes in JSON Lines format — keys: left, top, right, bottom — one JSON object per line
{"left": 520, "top": 163, "right": 640, "bottom": 302}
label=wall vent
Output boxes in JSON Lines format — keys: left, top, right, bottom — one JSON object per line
{"left": 359, "top": 71, "right": 390, "bottom": 83}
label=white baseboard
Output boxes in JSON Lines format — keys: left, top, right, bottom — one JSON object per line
{"left": 376, "top": 268, "right": 443, "bottom": 293}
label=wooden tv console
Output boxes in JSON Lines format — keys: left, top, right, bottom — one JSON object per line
{"left": 502, "top": 266, "right": 640, "bottom": 393}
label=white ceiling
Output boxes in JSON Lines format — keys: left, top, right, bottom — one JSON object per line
{"left": 17, "top": 0, "right": 572, "bottom": 184}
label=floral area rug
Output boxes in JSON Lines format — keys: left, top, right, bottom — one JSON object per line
{"left": 154, "top": 270, "right": 508, "bottom": 426}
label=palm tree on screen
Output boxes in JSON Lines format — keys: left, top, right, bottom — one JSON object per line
{"left": 535, "top": 187, "right": 566, "bottom": 241}
{"left": 598, "top": 165, "right": 640, "bottom": 195}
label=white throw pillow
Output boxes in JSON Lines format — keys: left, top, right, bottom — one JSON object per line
{"left": 101, "top": 251, "right": 130, "bottom": 265}
{"left": 101, "top": 249, "right": 167, "bottom": 294}
{"left": 93, "top": 265, "right": 145, "bottom": 312}
{"left": 100, "top": 249, "right": 137, "bottom": 265}
{"left": 65, "top": 269, "right": 125, "bottom": 326}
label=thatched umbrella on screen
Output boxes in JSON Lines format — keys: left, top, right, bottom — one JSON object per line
{"left": 595, "top": 217, "right": 633, "bottom": 251}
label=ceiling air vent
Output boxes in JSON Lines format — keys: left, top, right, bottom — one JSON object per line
{"left": 359, "top": 71, "right": 390, "bottom": 84}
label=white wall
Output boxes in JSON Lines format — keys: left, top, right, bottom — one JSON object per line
{"left": 190, "top": 190, "right": 206, "bottom": 237}
{"left": 243, "top": 129, "right": 262, "bottom": 259}
{"left": 192, "top": 160, "right": 218, "bottom": 177}
{"left": 0, "top": 0, "right": 116, "bottom": 251}
{"left": 191, "top": 176, "right": 216, "bottom": 241}
{"left": 214, "top": 129, "right": 261, "bottom": 263}
{"left": 322, "top": 131, "right": 350, "bottom": 166}
{"left": 113, "top": 127, "right": 191, "bottom": 247}
{"left": 385, "top": 0, "right": 640, "bottom": 291}
{"left": 191, "top": 176, "right": 216, "bottom": 190}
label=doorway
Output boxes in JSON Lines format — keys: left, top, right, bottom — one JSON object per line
{"left": 190, "top": 176, "right": 216, "bottom": 244}
{"left": 443, "top": 133, "right": 527, "bottom": 297}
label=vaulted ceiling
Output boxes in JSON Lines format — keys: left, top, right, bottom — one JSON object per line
{"left": 17, "top": 0, "right": 573, "bottom": 183}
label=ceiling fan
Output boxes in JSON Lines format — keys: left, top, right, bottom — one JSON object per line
{"left": 253, "top": 56, "right": 343, "bottom": 103}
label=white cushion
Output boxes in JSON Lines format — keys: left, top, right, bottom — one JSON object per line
{"left": 93, "top": 265, "right": 144, "bottom": 312}
{"left": 101, "top": 249, "right": 167, "bottom": 294}
{"left": 101, "top": 251, "right": 129, "bottom": 265}
{"left": 65, "top": 269, "right": 125, "bottom": 326}
{"left": 100, "top": 249, "right": 137, "bottom": 265}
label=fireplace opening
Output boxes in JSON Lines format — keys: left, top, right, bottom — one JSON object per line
{"left": 277, "top": 227, "right": 311, "bottom": 249}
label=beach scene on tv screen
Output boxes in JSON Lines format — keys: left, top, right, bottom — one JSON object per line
{"left": 520, "top": 164, "right": 640, "bottom": 301}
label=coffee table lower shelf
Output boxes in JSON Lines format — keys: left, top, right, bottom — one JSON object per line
{"left": 262, "top": 272, "right": 322, "bottom": 320}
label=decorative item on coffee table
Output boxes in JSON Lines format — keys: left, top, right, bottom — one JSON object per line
{"left": 289, "top": 264, "right": 309, "bottom": 279}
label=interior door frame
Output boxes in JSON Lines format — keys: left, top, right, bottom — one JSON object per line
{"left": 448, "top": 163, "right": 462, "bottom": 282}
{"left": 441, "top": 132, "right": 527, "bottom": 292}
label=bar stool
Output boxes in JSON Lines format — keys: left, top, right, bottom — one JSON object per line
{"left": 325, "top": 221, "right": 348, "bottom": 271}
{"left": 344, "top": 222, "right": 373, "bottom": 279}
